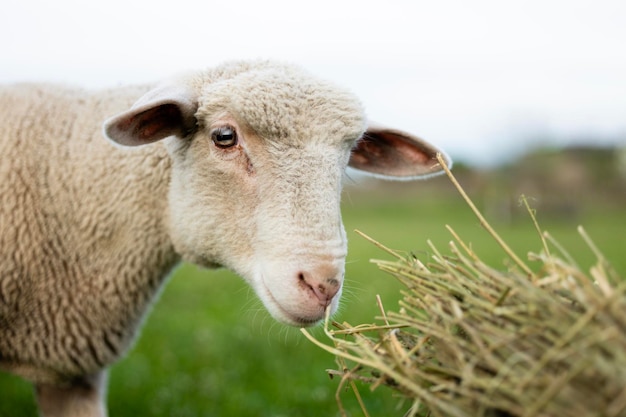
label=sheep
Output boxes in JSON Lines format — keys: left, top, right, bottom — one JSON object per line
{"left": 0, "top": 60, "right": 449, "bottom": 417}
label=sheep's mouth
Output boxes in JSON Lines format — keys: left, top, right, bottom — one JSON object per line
{"left": 259, "top": 276, "right": 325, "bottom": 327}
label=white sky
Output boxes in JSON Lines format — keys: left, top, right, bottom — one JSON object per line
{"left": 2, "top": 0, "right": 625, "bottom": 166}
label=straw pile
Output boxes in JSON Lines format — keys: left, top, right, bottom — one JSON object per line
{"left": 302, "top": 155, "right": 626, "bottom": 417}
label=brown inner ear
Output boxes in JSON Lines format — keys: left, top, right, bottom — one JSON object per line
{"left": 131, "top": 104, "right": 188, "bottom": 142}
{"left": 349, "top": 129, "right": 441, "bottom": 178}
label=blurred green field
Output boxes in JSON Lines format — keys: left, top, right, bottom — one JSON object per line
{"left": 1, "top": 182, "right": 624, "bottom": 417}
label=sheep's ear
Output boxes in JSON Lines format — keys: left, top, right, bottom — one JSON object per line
{"left": 348, "top": 124, "right": 451, "bottom": 180}
{"left": 104, "top": 85, "right": 198, "bottom": 146}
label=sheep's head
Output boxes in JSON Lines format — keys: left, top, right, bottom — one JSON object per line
{"left": 104, "top": 61, "right": 449, "bottom": 326}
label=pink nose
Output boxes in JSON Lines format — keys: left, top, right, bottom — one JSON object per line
{"left": 298, "top": 271, "right": 341, "bottom": 307}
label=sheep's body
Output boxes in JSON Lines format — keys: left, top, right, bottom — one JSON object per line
{"left": 0, "top": 60, "right": 447, "bottom": 417}
{"left": 0, "top": 83, "right": 174, "bottom": 383}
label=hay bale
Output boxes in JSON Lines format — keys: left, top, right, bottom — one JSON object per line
{"left": 302, "top": 155, "right": 626, "bottom": 417}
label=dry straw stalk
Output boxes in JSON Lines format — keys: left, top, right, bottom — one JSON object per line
{"left": 302, "top": 154, "right": 626, "bottom": 417}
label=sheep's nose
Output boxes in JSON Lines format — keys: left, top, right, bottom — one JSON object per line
{"left": 298, "top": 271, "right": 341, "bottom": 307}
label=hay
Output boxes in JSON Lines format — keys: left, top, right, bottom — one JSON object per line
{"left": 302, "top": 154, "right": 626, "bottom": 417}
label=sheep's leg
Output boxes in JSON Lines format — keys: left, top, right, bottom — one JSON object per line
{"left": 35, "top": 371, "right": 108, "bottom": 417}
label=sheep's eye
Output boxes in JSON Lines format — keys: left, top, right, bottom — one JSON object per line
{"left": 211, "top": 126, "right": 238, "bottom": 148}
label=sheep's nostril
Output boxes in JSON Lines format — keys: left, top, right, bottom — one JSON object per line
{"left": 298, "top": 271, "right": 341, "bottom": 306}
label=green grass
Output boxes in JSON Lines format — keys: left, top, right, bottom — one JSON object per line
{"left": 1, "top": 186, "right": 624, "bottom": 417}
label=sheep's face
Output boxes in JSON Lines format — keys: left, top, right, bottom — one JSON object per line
{"left": 104, "top": 61, "right": 447, "bottom": 327}
{"left": 165, "top": 68, "right": 365, "bottom": 326}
